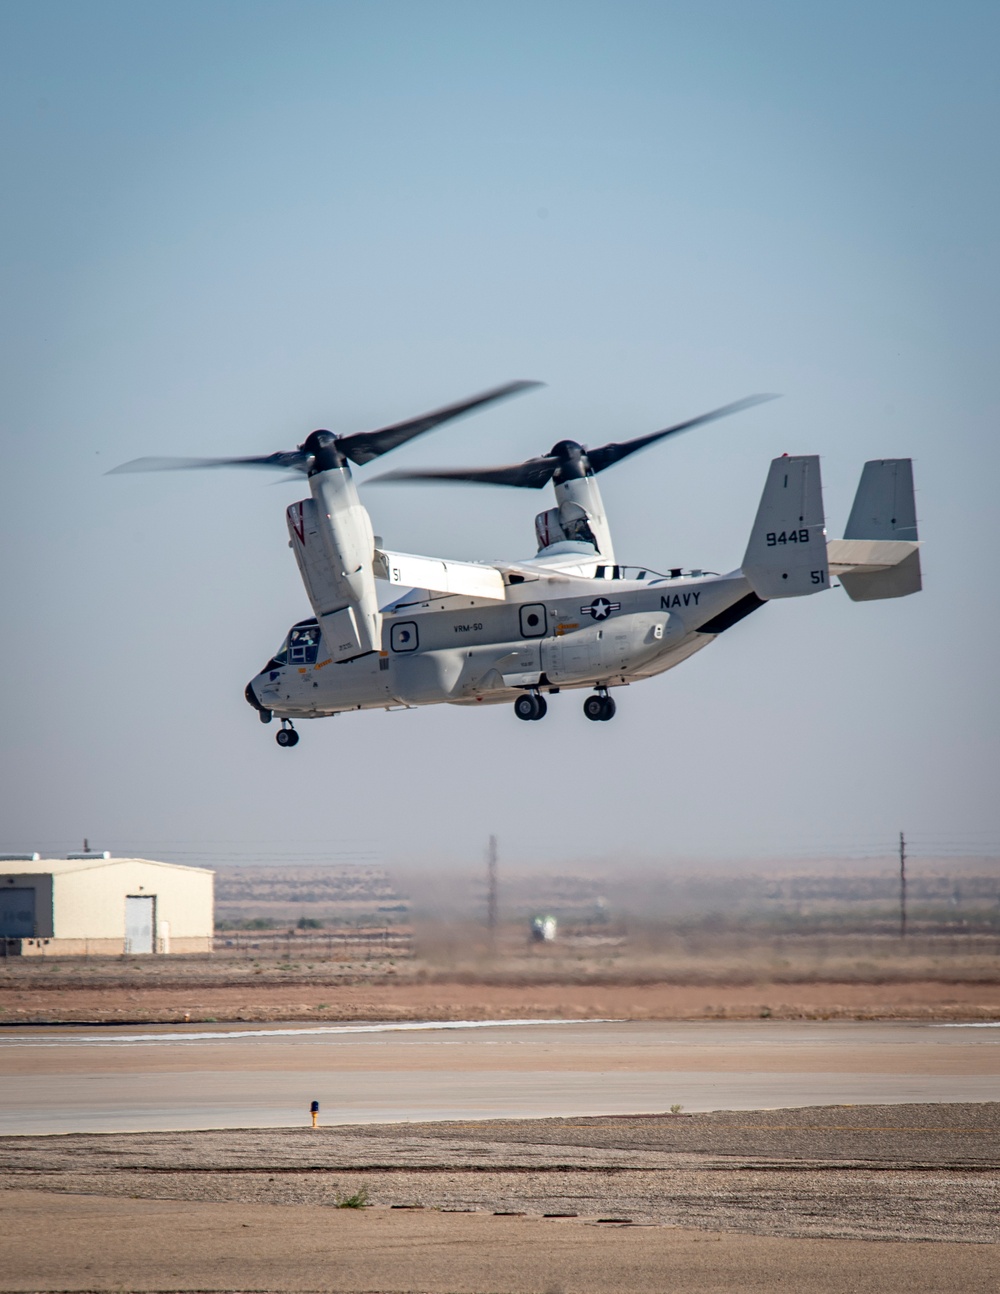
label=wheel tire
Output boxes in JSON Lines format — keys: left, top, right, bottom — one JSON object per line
{"left": 276, "top": 729, "right": 291, "bottom": 746}
{"left": 514, "top": 694, "right": 537, "bottom": 721}
{"left": 532, "top": 694, "right": 548, "bottom": 720}
{"left": 583, "top": 695, "right": 605, "bottom": 722}
{"left": 600, "top": 696, "right": 617, "bottom": 721}
{"left": 286, "top": 729, "right": 300, "bottom": 746}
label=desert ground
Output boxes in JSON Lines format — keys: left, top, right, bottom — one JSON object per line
{"left": 3, "top": 971, "right": 998, "bottom": 1025}
{"left": 1, "top": 1104, "right": 997, "bottom": 1292}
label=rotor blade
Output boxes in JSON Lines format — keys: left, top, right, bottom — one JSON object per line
{"left": 107, "top": 451, "right": 310, "bottom": 475}
{"left": 586, "top": 393, "right": 780, "bottom": 474}
{"left": 373, "top": 456, "right": 559, "bottom": 489}
{"left": 340, "top": 379, "right": 543, "bottom": 466}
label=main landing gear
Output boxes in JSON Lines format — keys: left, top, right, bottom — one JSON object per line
{"left": 514, "top": 691, "right": 547, "bottom": 721}
{"left": 583, "top": 689, "right": 616, "bottom": 722}
{"left": 276, "top": 719, "right": 299, "bottom": 747}
{"left": 515, "top": 689, "right": 618, "bottom": 722}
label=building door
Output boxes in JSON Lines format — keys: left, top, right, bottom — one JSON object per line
{"left": 0, "top": 888, "right": 35, "bottom": 937}
{"left": 124, "top": 896, "right": 155, "bottom": 954}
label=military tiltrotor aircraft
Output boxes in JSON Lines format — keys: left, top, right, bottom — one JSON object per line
{"left": 111, "top": 382, "right": 921, "bottom": 746}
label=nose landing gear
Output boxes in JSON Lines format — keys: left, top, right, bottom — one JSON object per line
{"left": 276, "top": 719, "right": 299, "bottom": 747}
{"left": 583, "top": 689, "right": 616, "bottom": 722}
{"left": 514, "top": 690, "right": 548, "bottom": 721}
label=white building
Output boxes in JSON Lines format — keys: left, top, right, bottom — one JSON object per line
{"left": 0, "top": 856, "right": 214, "bottom": 955}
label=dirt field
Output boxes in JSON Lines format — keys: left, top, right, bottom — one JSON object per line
{"left": 1, "top": 973, "right": 997, "bottom": 1024}
{"left": 4, "top": 1102, "right": 996, "bottom": 1240}
{"left": 2, "top": 1104, "right": 996, "bottom": 1293}
{"left": 5, "top": 1191, "right": 997, "bottom": 1294}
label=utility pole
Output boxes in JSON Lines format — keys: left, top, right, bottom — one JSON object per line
{"left": 899, "top": 831, "right": 907, "bottom": 938}
{"left": 486, "top": 835, "right": 498, "bottom": 953}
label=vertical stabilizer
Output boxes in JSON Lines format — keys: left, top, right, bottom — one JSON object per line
{"left": 836, "top": 459, "right": 921, "bottom": 600}
{"left": 844, "top": 459, "right": 918, "bottom": 541}
{"left": 742, "top": 455, "right": 828, "bottom": 598}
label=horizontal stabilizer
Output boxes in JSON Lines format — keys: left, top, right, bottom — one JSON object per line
{"left": 374, "top": 549, "right": 506, "bottom": 600}
{"left": 827, "top": 538, "right": 922, "bottom": 601}
{"left": 742, "top": 455, "right": 828, "bottom": 598}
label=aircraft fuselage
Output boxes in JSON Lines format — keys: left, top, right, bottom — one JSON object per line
{"left": 247, "top": 568, "right": 762, "bottom": 720}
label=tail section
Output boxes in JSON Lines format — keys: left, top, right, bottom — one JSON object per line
{"left": 844, "top": 459, "right": 917, "bottom": 541}
{"left": 742, "top": 455, "right": 828, "bottom": 598}
{"left": 829, "top": 459, "right": 921, "bottom": 600}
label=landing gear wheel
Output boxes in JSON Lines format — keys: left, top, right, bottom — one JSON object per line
{"left": 276, "top": 724, "right": 299, "bottom": 747}
{"left": 583, "top": 695, "right": 605, "bottom": 722}
{"left": 584, "top": 694, "right": 616, "bottom": 722}
{"left": 514, "top": 693, "right": 546, "bottom": 721}
{"left": 514, "top": 694, "right": 536, "bottom": 721}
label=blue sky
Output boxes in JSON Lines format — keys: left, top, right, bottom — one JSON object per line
{"left": 1, "top": 1, "right": 998, "bottom": 868}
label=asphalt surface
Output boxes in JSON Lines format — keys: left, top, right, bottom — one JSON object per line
{"left": 1, "top": 1019, "right": 996, "bottom": 1133}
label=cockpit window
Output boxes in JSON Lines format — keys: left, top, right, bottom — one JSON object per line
{"left": 270, "top": 640, "right": 289, "bottom": 666}
{"left": 289, "top": 624, "right": 321, "bottom": 665}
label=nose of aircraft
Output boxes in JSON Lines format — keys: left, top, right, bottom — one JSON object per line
{"left": 244, "top": 678, "right": 272, "bottom": 722}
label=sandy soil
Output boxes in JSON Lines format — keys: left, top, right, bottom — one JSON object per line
{"left": 2, "top": 1105, "right": 997, "bottom": 1293}
{"left": 3, "top": 1104, "right": 996, "bottom": 1242}
{"left": 2, "top": 977, "right": 998, "bottom": 1024}
{"left": 4, "top": 1189, "right": 998, "bottom": 1294}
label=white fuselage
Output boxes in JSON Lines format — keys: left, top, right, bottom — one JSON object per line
{"left": 248, "top": 567, "right": 758, "bottom": 719}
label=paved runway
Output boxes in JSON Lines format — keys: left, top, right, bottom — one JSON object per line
{"left": 0, "top": 1019, "right": 996, "bottom": 1134}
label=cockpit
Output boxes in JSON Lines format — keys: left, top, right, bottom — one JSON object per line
{"left": 266, "top": 618, "right": 322, "bottom": 668}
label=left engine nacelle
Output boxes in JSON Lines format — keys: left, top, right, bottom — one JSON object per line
{"left": 287, "top": 473, "right": 381, "bottom": 661}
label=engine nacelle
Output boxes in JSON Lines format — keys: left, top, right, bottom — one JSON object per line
{"left": 532, "top": 476, "right": 614, "bottom": 559}
{"left": 535, "top": 500, "right": 600, "bottom": 552}
{"left": 287, "top": 466, "right": 381, "bottom": 661}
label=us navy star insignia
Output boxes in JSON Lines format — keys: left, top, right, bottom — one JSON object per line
{"left": 581, "top": 597, "right": 621, "bottom": 621}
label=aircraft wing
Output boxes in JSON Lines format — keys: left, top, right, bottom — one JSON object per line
{"left": 374, "top": 549, "right": 506, "bottom": 601}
